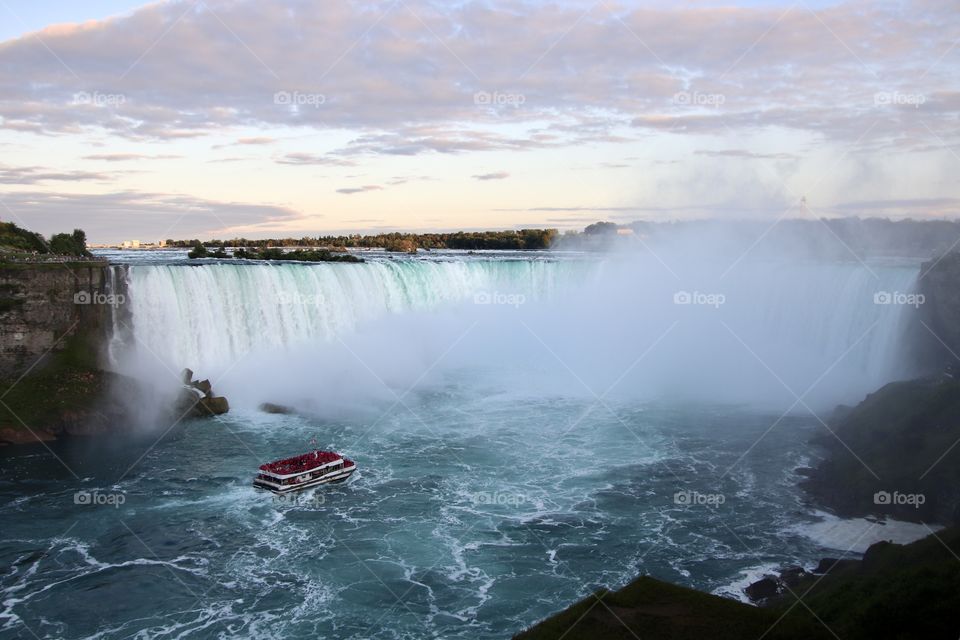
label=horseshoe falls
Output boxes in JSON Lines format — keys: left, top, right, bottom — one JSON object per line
{"left": 118, "top": 257, "right": 920, "bottom": 410}
{"left": 1, "top": 253, "right": 926, "bottom": 640}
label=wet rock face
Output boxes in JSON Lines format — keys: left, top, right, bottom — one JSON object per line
{"left": 919, "top": 251, "right": 960, "bottom": 366}
{"left": 0, "top": 262, "right": 113, "bottom": 378}
{"left": 174, "top": 369, "right": 230, "bottom": 417}
{"left": 258, "top": 402, "right": 293, "bottom": 414}
{"left": 744, "top": 577, "right": 780, "bottom": 602}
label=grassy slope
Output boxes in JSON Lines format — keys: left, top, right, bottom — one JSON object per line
{"left": 802, "top": 377, "right": 960, "bottom": 524}
{"left": 513, "top": 577, "right": 828, "bottom": 640}
{"left": 514, "top": 528, "right": 960, "bottom": 639}
{"left": 779, "top": 526, "right": 960, "bottom": 640}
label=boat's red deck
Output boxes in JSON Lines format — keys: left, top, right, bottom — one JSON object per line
{"left": 260, "top": 450, "right": 342, "bottom": 475}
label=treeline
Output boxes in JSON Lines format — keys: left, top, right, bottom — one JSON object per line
{"left": 168, "top": 229, "right": 558, "bottom": 252}
{"left": 187, "top": 244, "right": 363, "bottom": 263}
{"left": 0, "top": 222, "right": 90, "bottom": 257}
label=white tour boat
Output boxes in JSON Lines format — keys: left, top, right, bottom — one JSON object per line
{"left": 254, "top": 450, "right": 356, "bottom": 494}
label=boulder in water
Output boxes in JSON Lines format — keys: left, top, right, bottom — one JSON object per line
{"left": 744, "top": 577, "right": 780, "bottom": 602}
{"left": 198, "top": 396, "right": 229, "bottom": 415}
{"left": 259, "top": 402, "right": 293, "bottom": 415}
{"left": 174, "top": 369, "right": 229, "bottom": 418}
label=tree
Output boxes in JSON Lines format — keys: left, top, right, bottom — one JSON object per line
{"left": 187, "top": 241, "right": 208, "bottom": 259}
{"left": 48, "top": 228, "right": 90, "bottom": 256}
{"left": 584, "top": 221, "right": 618, "bottom": 235}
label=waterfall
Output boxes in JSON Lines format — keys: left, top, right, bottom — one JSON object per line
{"left": 119, "top": 259, "right": 586, "bottom": 371}
{"left": 115, "top": 256, "right": 922, "bottom": 409}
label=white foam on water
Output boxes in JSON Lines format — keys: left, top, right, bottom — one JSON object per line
{"left": 790, "top": 510, "right": 941, "bottom": 553}
{"left": 712, "top": 562, "right": 784, "bottom": 604}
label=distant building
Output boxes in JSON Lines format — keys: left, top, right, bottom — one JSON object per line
{"left": 616, "top": 228, "right": 635, "bottom": 236}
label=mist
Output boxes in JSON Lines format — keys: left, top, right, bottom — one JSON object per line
{"left": 113, "top": 228, "right": 925, "bottom": 426}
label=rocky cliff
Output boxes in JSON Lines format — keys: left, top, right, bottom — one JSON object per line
{"left": 0, "top": 261, "right": 129, "bottom": 445}
{"left": 0, "top": 261, "right": 118, "bottom": 378}
{"left": 918, "top": 251, "right": 960, "bottom": 365}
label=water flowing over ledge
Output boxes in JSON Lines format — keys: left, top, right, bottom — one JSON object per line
{"left": 114, "top": 256, "right": 922, "bottom": 409}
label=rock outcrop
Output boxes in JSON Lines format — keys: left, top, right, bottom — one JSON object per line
{"left": 516, "top": 527, "right": 960, "bottom": 640}
{"left": 258, "top": 402, "right": 294, "bottom": 414}
{"left": 918, "top": 250, "right": 960, "bottom": 366}
{"left": 0, "top": 261, "right": 114, "bottom": 378}
{"left": 174, "top": 369, "right": 230, "bottom": 417}
{"left": 0, "top": 367, "right": 139, "bottom": 445}
{"left": 802, "top": 377, "right": 960, "bottom": 525}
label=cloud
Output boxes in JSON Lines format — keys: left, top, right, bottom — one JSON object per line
{"left": 82, "top": 153, "right": 181, "bottom": 161}
{"left": 276, "top": 152, "right": 355, "bottom": 166}
{"left": 0, "top": 0, "right": 953, "bottom": 153}
{"left": 472, "top": 171, "right": 509, "bottom": 181}
{"left": 336, "top": 185, "right": 383, "bottom": 195}
{"left": 387, "top": 175, "right": 433, "bottom": 185}
{"left": 236, "top": 137, "right": 274, "bottom": 145}
{"left": 0, "top": 164, "right": 113, "bottom": 184}
{"left": 694, "top": 149, "right": 799, "bottom": 161}
{"left": 1, "top": 190, "right": 306, "bottom": 242}
{"left": 212, "top": 136, "right": 277, "bottom": 149}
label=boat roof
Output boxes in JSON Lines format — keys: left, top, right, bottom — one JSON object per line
{"left": 259, "top": 450, "right": 342, "bottom": 476}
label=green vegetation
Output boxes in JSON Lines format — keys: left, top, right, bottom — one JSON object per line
{"left": 583, "top": 221, "right": 619, "bottom": 235}
{"left": 514, "top": 528, "right": 960, "bottom": 639}
{"left": 0, "top": 222, "right": 91, "bottom": 258}
{"left": 187, "top": 241, "right": 208, "bottom": 259}
{"left": 169, "top": 228, "right": 558, "bottom": 252}
{"left": 235, "top": 248, "right": 362, "bottom": 262}
{"left": 773, "top": 526, "right": 960, "bottom": 640}
{"left": 0, "top": 332, "right": 108, "bottom": 439}
{"left": 188, "top": 244, "right": 364, "bottom": 263}
{"left": 0, "top": 283, "right": 24, "bottom": 313}
{"left": 514, "top": 576, "right": 828, "bottom": 640}
{"left": 48, "top": 229, "right": 91, "bottom": 256}
{"left": 0, "top": 222, "right": 49, "bottom": 254}
{"left": 802, "top": 377, "right": 960, "bottom": 524}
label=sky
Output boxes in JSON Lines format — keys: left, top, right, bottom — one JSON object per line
{"left": 0, "top": 0, "right": 957, "bottom": 243}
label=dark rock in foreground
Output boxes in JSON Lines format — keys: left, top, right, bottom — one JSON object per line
{"left": 811, "top": 558, "right": 859, "bottom": 575}
{"left": 919, "top": 251, "right": 960, "bottom": 365}
{"left": 513, "top": 575, "right": 827, "bottom": 640}
{"left": 515, "top": 527, "right": 960, "bottom": 640}
{"left": 174, "top": 369, "right": 229, "bottom": 417}
{"left": 744, "top": 576, "right": 780, "bottom": 602}
{"left": 801, "top": 376, "right": 960, "bottom": 525}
